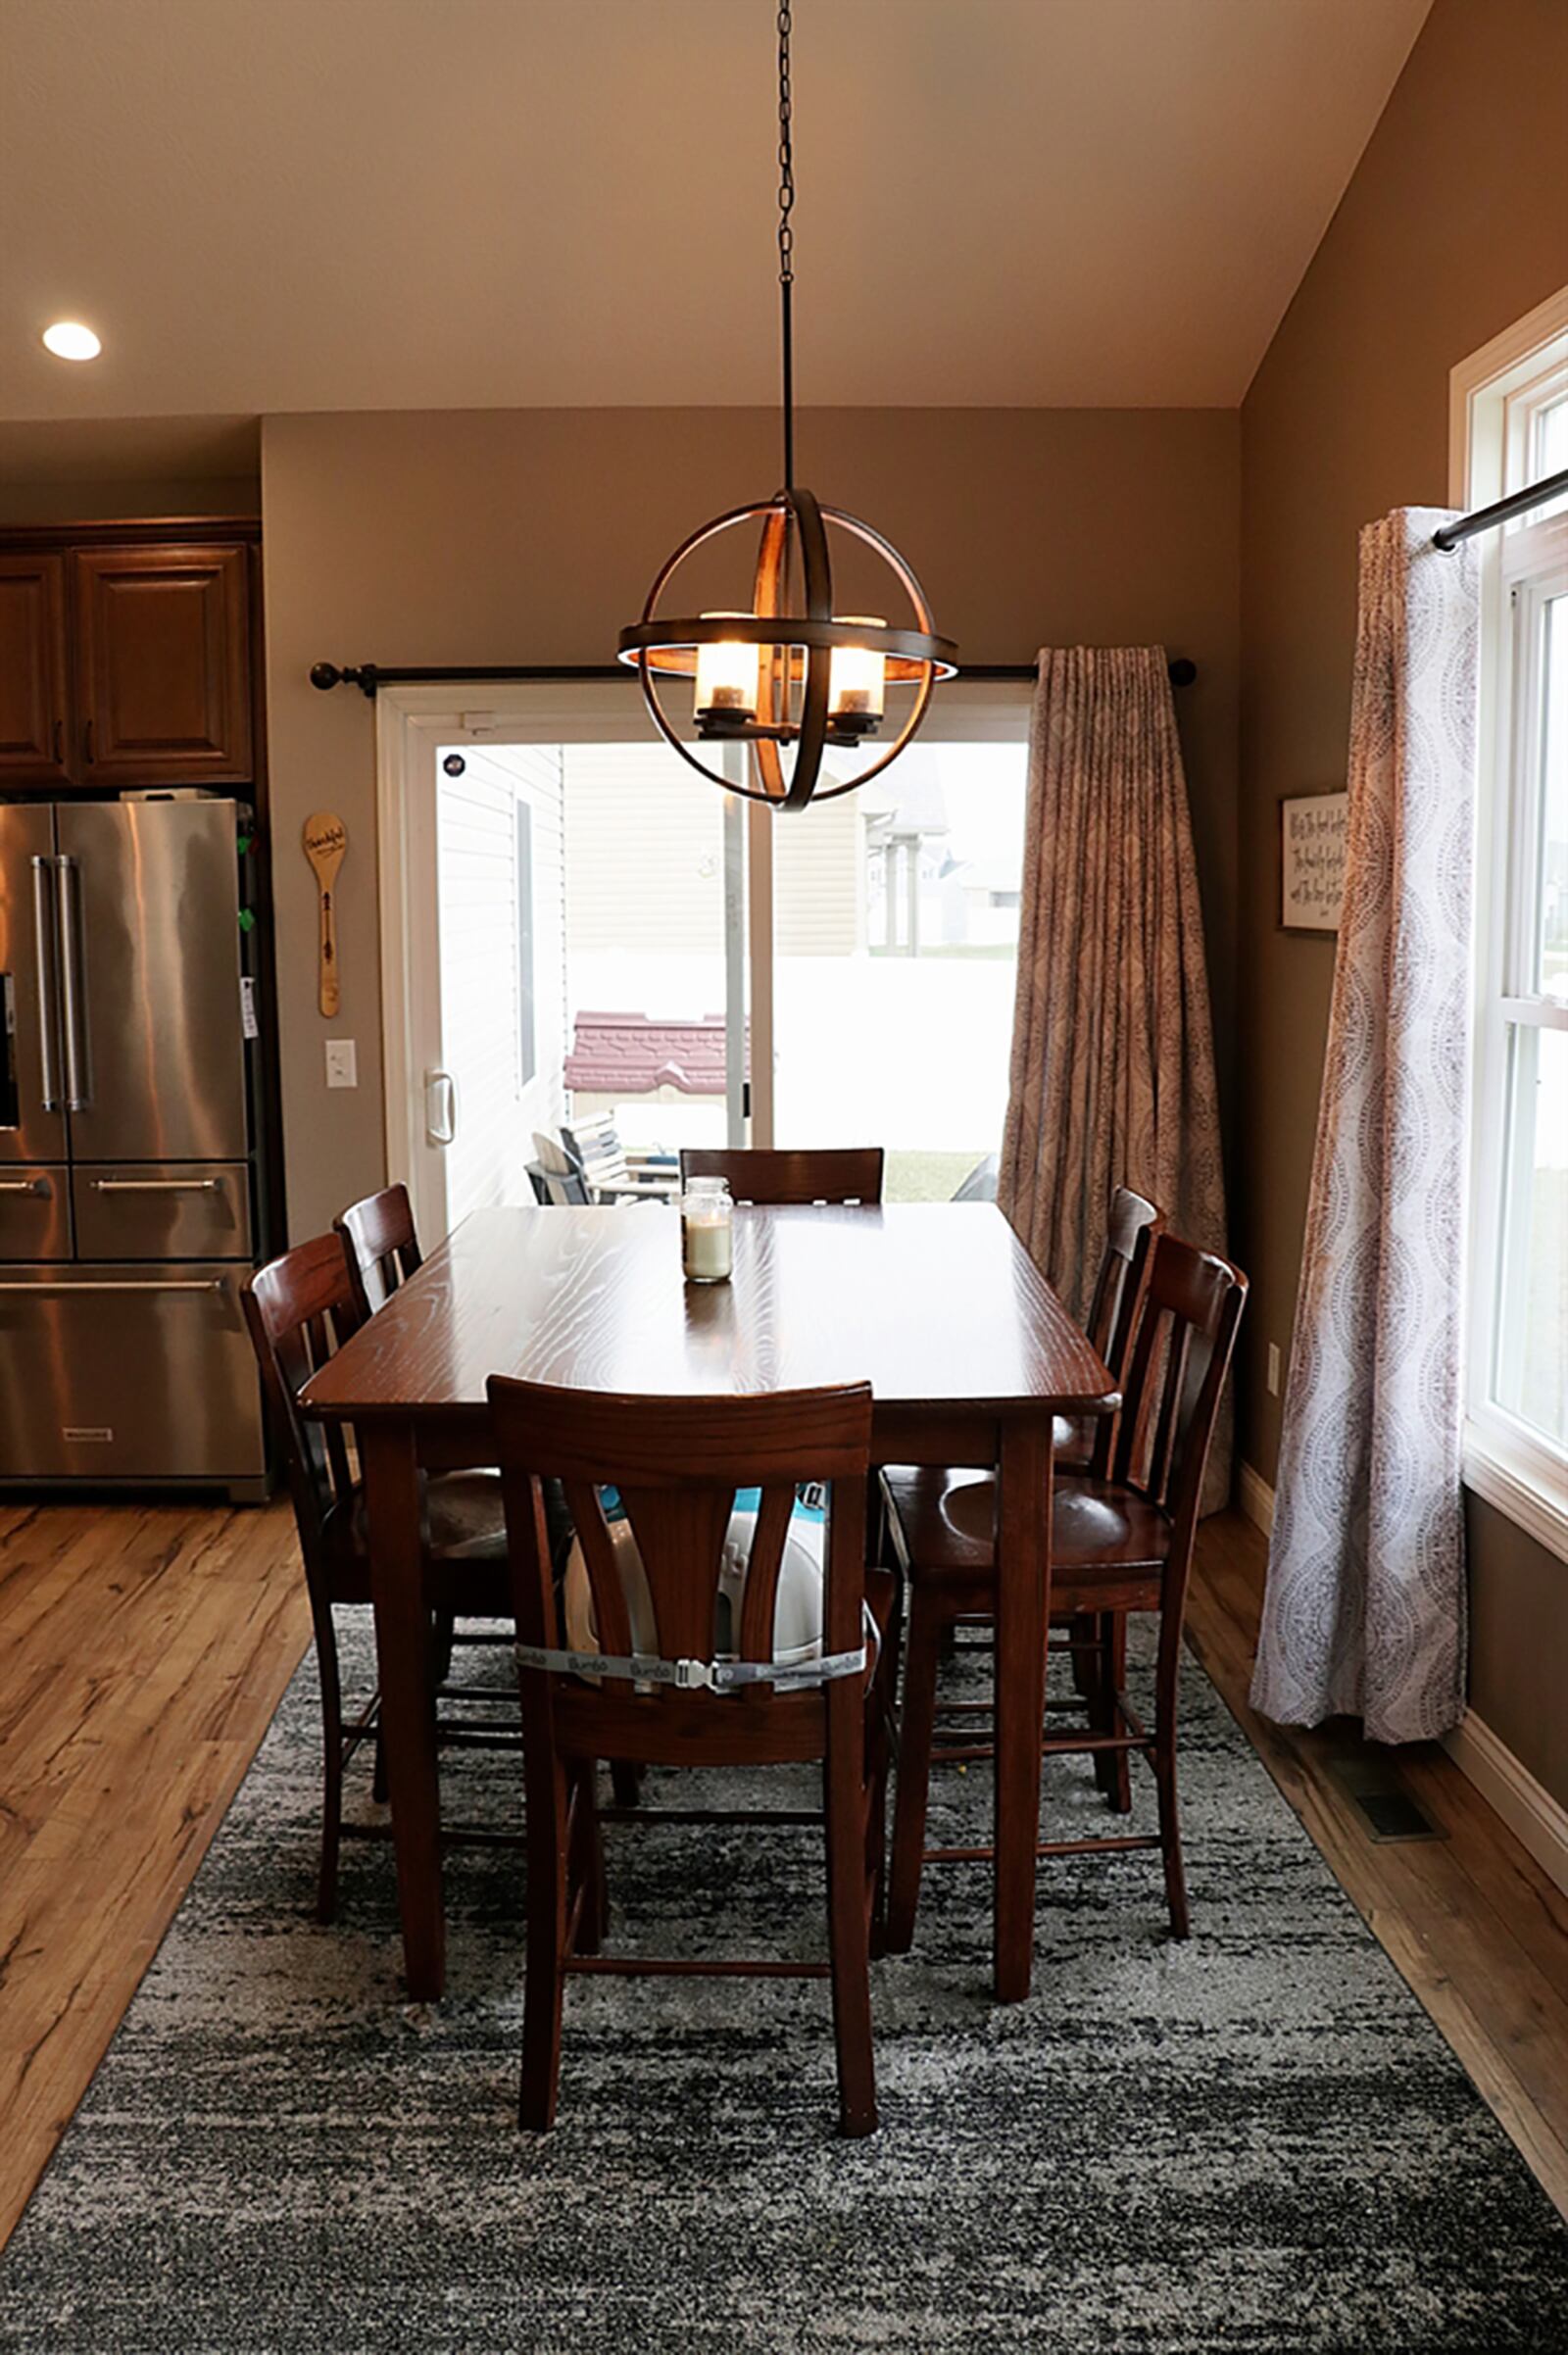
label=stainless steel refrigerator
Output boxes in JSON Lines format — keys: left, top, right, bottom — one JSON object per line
{"left": 0, "top": 797, "right": 272, "bottom": 1498}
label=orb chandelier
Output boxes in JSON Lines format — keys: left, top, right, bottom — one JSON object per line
{"left": 616, "top": 1, "right": 957, "bottom": 810}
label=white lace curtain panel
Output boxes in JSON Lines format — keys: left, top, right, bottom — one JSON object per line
{"left": 1251, "top": 509, "right": 1479, "bottom": 1744}
{"left": 998, "top": 644, "right": 1231, "bottom": 1509}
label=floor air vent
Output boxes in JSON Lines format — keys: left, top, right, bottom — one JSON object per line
{"left": 1329, "top": 1759, "right": 1448, "bottom": 1842}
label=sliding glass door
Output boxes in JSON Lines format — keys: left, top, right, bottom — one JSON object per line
{"left": 398, "top": 681, "right": 1027, "bottom": 1231}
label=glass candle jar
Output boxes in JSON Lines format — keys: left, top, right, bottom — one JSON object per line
{"left": 681, "top": 1175, "right": 734, "bottom": 1284}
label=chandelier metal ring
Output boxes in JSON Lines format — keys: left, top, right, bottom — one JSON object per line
{"left": 617, "top": 489, "right": 957, "bottom": 810}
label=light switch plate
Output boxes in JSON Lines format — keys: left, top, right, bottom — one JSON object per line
{"left": 325, "top": 1038, "right": 358, "bottom": 1090}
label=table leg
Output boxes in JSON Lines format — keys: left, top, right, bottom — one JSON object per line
{"left": 994, "top": 1416, "right": 1054, "bottom": 2002}
{"left": 362, "top": 1420, "right": 445, "bottom": 2000}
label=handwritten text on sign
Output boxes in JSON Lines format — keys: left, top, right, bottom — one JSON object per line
{"left": 1281, "top": 792, "right": 1348, "bottom": 932}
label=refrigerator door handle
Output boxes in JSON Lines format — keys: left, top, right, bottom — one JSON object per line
{"left": 88, "top": 1177, "right": 223, "bottom": 1194}
{"left": 55, "top": 854, "right": 90, "bottom": 1113}
{"left": 0, "top": 1277, "right": 225, "bottom": 1295}
{"left": 30, "top": 856, "right": 65, "bottom": 1112}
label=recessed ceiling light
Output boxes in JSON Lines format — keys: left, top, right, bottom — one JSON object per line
{"left": 42, "top": 320, "right": 101, "bottom": 362}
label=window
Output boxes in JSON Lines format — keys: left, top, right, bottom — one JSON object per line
{"left": 1459, "top": 295, "right": 1568, "bottom": 1557}
{"left": 515, "top": 797, "right": 537, "bottom": 1090}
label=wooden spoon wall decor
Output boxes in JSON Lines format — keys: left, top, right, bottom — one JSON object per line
{"left": 302, "top": 811, "right": 348, "bottom": 1018}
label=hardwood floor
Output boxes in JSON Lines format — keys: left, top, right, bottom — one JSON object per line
{"left": 0, "top": 1496, "right": 309, "bottom": 2250}
{"left": 0, "top": 1495, "right": 1564, "bottom": 2251}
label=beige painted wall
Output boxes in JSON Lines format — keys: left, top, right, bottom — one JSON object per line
{"left": 1238, "top": 0, "right": 1568, "bottom": 1800}
{"left": 0, "top": 478, "right": 260, "bottom": 525}
{"left": 261, "top": 404, "right": 1239, "bottom": 1240}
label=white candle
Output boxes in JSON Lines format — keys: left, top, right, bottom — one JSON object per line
{"left": 683, "top": 1207, "right": 733, "bottom": 1283}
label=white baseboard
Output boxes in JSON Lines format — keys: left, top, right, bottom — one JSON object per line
{"left": 1443, "top": 1711, "right": 1568, "bottom": 1897}
{"left": 1237, "top": 1459, "right": 1276, "bottom": 1537}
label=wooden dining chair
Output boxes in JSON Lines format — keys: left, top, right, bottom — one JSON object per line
{"left": 334, "top": 1183, "right": 423, "bottom": 1321}
{"left": 488, "top": 1376, "right": 890, "bottom": 2137}
{"left": 880, "top": 1232, "right": 1247, "bottom": 1952}
{"left": 243, "top": 1235, "right": 516, "bottom": 1924}
{"left": 678, "top": 1146, "right": 885, "bottom": 1205}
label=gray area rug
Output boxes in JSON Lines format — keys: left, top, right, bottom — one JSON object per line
{"left": 3, "top": 1619, "right": 1565, "bottom": 2354}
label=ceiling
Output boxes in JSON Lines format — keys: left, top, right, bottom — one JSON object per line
{"left": 0, "top": 0, "right": 1432, "bottom": 439}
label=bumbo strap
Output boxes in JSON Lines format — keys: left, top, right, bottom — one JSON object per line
{"left": 514, "top": 1642, "right": 866, "bottom": 1694}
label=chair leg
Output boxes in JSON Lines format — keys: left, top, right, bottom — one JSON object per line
{"left": 824, "top": 1688, "right": 877, "bottom": 2137}
{"left": 314, "top": 1604, "right": 344, "bottom": 1926}
{"left": 864, "top": 1683, "right": 891, "bottom": 1962}
{"left": 609, "top": 1759, "right": 643, "bottom": 1808}
{"left": 1104, "top": 1614, "right": 1132, "bottom": 1814}
{"left": 1153, "top": 1625, "right": 1190, "bottom": 1939}
{"left": 1069, "top": 1610, "right": 1098, "bottom": 1698}
{"left": 431, "top": 1606, "right": 457, "bottom": 1688}
{"left": 519, "top": 1749, "right": 569, "bottom": 2131}
{"left": 1089, "top": 1613, "right": 1132, "bottom": 1814}
{"left": 885, "top": 1587, "right": 944, "bottom": 1955}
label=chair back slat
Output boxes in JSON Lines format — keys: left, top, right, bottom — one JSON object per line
{"left": 243, "top": 1235, "right": 366, "bottom": 1576}
{"left": 617, "top": 1485, "right": 741, "bottom": 1660}
{"left": 1110, "top": 1234, "right": 1247, "bottom": 1539}
{"left": 1085, "top": 1186, "right": 1162, "bottom": 1364}
{"left": 487, "top": 1380, "right": 873, "bottom": 1713}
{"left": 1145, "top": 1316, "right": 1191, "bottom": 1504}
{"left": 1083, "top": 1187, "right": 1162, "bottom": 1477}
{"left": 678, "top": 1147, "right": 884, "bottom": 1206}
{"left": 335, "top": 1184, "right": 422, "bottom": 1321}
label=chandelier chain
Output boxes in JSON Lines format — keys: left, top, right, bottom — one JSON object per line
{"left": 777, "top": 0, "right": 795, "bottom": 288}
{"left": 777, "top": 0, "right": 795, "bottom": 487}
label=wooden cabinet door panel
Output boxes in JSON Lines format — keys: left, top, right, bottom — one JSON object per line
{"left": 0, "top": 554, "right": 71, "bottom": 781}
{"left": 74, "top": 546, "right": 252, "bottom": 783}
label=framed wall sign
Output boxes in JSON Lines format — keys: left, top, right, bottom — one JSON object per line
{"left": 1280, "top": 791, "right": 1349, "bottom": 933}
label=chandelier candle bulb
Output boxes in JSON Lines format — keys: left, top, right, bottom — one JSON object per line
{"left": 828, "top": 620, "right": 887, "bottom": 726}
{"left": 695, "top": 615, "right": 761, "bottom": 722}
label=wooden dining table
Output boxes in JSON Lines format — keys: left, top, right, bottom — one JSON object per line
{"left": 300, "top": 1201, "right": 1116, "bottom": 2004}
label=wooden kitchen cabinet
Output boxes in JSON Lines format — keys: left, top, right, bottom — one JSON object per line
{"left": 0, "top": 553, "right": 72, "bottom": 784}
{"left": 73, "top": 544, "right": 252, "bottom": 785}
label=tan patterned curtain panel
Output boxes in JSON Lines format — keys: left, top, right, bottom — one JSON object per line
{"left": 1251, "top": 512, "right": 1479, "bottom": 1744}
{"left": 999, "top": 646, "right": 1230, "bottom": 1503}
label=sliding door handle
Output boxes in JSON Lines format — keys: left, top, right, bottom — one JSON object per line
{"left": 424, "top": 1068, "right": 458, "bottom": 1147}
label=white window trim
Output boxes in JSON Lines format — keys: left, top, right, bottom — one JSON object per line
{"left": 1451, "top": 286, "right": 1568, "bottom": 1564}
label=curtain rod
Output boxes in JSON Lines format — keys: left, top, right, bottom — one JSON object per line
{"left": 1433, "top": 465, "right": 1568, "bottom": 551}
{"left": 308, "top": 657, "right": 1198, "bottom": 700}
